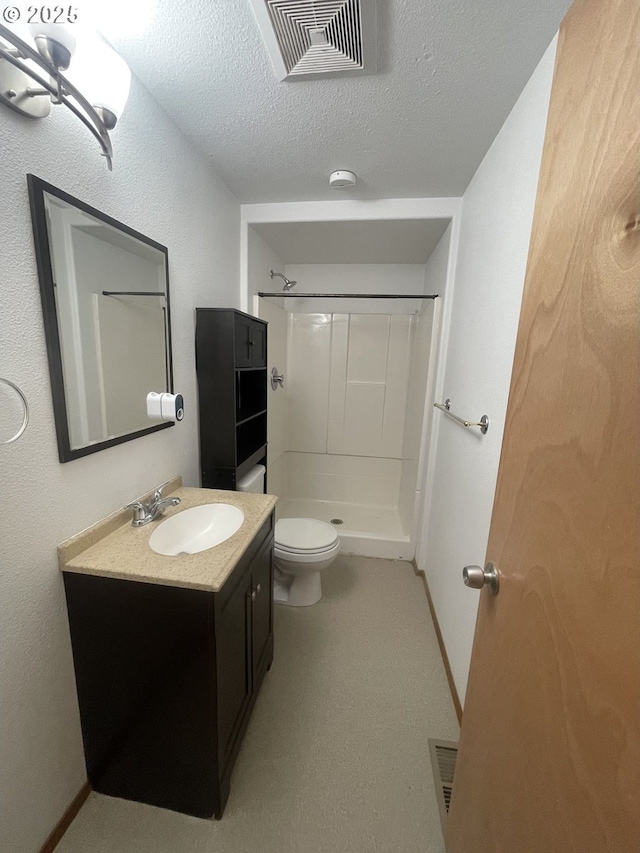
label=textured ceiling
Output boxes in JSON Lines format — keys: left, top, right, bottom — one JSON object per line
{"left": 252, "top": 219, "right": 450, "bottom": 263}
{"left": 103, "top": 0, "right": 571, "bottom": 203}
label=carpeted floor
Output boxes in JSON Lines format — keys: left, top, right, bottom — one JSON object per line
{"left": 57, "top": 556, "right": 459, "bottom": 853}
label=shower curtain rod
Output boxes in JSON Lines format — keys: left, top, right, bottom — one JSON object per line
{"left": 102, "top": 291, "right": 166, "bottom": 297}
{"left": 258, "top": 292, "right": 439, "bottom": 299}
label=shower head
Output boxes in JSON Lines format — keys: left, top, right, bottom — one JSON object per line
{"left": 270, "top": 270, "right": 297, "bottom": 291}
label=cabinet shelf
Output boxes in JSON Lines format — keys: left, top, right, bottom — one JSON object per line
{"left": 237, "top": 413, "right": 267, "bottom": 465}
{"left": 236, "top": 409, "right": 267, "bottom": 428}
{"left": 236, "top": 368, "right": 267, "bottom": 423}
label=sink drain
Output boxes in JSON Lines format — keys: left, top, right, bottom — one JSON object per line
{"left": 330, "top": 518, "right": 343, "bottom": 525}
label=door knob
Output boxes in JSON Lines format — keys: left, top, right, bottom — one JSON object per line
{"left": 463, "top": 563, "right": 500, "bottom": 594}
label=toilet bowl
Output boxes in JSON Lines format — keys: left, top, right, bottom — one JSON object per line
{"left": 273, "top": 518, "right": 340, "bottom": 607}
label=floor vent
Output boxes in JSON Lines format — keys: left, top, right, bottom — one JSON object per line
{"left": 428, "top": 738, "right": 458, "bottom": 834}
{"left": 248, "top": 0, "right": 376, "bottom": 81}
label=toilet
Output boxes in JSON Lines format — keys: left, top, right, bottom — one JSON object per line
{"left": 273, "top": 517, "right": 340, "bottom": 607}
{"left": 236, "top": 465, "right": 340, "bottom": 607}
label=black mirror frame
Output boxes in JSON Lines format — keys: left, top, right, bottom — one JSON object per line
{"left": 27, "top": 174, "right": 174, "bottom": 463}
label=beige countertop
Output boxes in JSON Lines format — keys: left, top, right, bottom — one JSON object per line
{"left": 58, "top": 482, "right": 277, "bottom": 593}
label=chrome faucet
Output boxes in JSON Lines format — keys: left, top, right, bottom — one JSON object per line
{"left": 125, "top": 481, "right": 181, "bottom": 527}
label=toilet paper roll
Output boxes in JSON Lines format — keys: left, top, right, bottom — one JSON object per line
{"left": 237, "top": 464, "right": 266, "bottom": 493}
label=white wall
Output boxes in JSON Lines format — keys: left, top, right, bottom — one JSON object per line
{"left": 400, "top": 298, "right": 435, "bottom": 531}
{"left": 416, "top": 37, "right": 558, "bottom": 705}
{"left": 282, "top": 263, "right": 426, "bottom": 314}
{"left": 247, "top": 225, "right": 285, "bottom": 303}
{"left": 0, "top": 77, "right": 239, "bottom": 852}
{"left": 411, "top": 225, "right": 452, "bottom": 532}
{"left": 248, "top": 227, "right": 288, "bottom": 494}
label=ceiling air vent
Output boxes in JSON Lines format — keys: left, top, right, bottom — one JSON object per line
{"left": 248, "top": 0, "right": 376, "bottom": 81}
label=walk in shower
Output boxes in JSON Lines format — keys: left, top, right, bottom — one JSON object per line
{"left": 248, "top": 222, "right": 451, "bottom": 560}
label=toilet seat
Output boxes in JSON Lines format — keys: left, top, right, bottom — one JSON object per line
{"left": 275, "top": 518, "right": 339, "bottom": 554}
{"left": 274, "top": 541, "right": 340, "bottom": 564}
{"left": 274, "top": 542, "right": 335, "bottom": 556}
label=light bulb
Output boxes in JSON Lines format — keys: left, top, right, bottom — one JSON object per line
{"left": 28, "top": 22, "right": 76, "bottom": 68}
{"left": 67, "top": 30, "right": 131, "bottom": 124}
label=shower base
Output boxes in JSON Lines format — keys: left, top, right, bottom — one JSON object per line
{"left": 276, "top": 498, "right": 413, "bottom": 560}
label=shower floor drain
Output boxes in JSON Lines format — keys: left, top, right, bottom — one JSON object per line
{"left": 330, "top": 518, "right": 343, "bottom": 525}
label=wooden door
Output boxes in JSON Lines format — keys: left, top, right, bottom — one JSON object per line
{"left": 447, "top": 0, "right": 639, "bottom": 851}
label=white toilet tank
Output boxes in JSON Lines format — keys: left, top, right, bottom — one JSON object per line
{"left": 236, "top": 464, "right": 266, "bottom": 494}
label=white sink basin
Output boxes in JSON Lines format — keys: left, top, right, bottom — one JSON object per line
{"left": 149, "top": 503, "right": 244, "bottom": 556}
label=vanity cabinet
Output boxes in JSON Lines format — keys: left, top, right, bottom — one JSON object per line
{"left": 63, "top": 514, "right": 274, "bottom": 819}
{"left": 196, "top": 309, "right": 268, "bottom": 491}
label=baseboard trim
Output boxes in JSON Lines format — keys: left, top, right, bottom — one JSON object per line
{"left": 40, "top": 781, "right": 91, "bottom": 853}
{"left": 414, "top": 566, "right": 463, "bottom": 725}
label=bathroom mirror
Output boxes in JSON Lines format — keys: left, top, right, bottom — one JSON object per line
{"left": 28, "top": 175, "right": 174, "bottom": 462}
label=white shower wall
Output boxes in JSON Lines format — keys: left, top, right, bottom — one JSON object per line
{"left": 277, "top": 263, "right": 435, "bottom": 556}
{"left": 284, "top": 310, "right": 411, "bottom": 531}
{"left": 287, "top": 312, "right": 412, "bottom": 459}
{"left": 253, "top": 260, "right": 439, "bottom": 558}
{"left": 284, "top": 453, "right": 402, "bottom": 508}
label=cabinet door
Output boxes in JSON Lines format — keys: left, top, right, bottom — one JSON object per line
{"left": 216, "top": 573, "right": 252, "bottom": 772}
{"left": 248, "top": 320, "right": 266, "bottom": 367}
{"left": 235, "top": 316, "right": 266, "bottom": 368}
{"left": 234, "top": 315, "right": 254, "bottom": 367}
{"left": 251, "top": 536, "right": 274, "bottom": 683}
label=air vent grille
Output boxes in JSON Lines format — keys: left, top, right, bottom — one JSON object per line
{"left": 428, "top": 738, "right": 458, "bottom": 835}
{"left": 249, "top": 0, "right": 375, "bottom": 81}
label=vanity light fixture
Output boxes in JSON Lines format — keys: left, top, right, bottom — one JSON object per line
{"left": 0, "top": 22, "right": 131, "bottom": 170}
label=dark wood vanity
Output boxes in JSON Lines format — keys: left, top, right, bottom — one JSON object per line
{"left": 62, "top": 509, "right": 274, "bottom": 819}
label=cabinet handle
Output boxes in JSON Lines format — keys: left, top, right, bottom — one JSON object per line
{"left": 256, "top": 583, "right": 261, "bottom": 596}
{"left": 248, "top": 340, "right": 256, "bottom": 347}
{"left": 251, "top": 589, "right": 257, "bottom": 602}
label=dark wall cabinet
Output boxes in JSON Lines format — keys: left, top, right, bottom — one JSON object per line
{"left": 196, "top": 309, "right": 268, "bottom": 490}
{"left": 64, "top": 515, "right": 274, "bottom": 819}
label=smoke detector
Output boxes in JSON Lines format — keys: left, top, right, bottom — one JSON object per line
{"left": 248, "top": 0, "right": 376, "bottom": 82}
{"left": 329, "top": 170, "right": 357, "bottom": 189}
